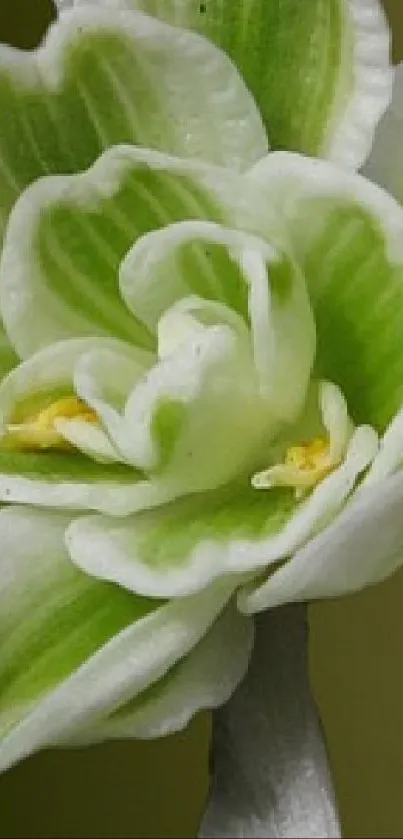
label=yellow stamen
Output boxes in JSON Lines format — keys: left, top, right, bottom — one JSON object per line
{"left": 252, "top": 436, "right": 339, "bottom": 497}
{"left": 3, "top": 396, "right": 97, "bottom": 452}
{"left": 284, "top": 437, "right": 332, "bottom": 478}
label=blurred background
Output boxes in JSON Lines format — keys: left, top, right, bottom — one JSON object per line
{"left": 0, "top": 1, "right": 402, "bottom": 836}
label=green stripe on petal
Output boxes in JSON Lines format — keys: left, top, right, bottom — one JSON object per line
{"left": 0, "top": 5, "right": 267, "bottom": 239}
{"left": 244, "top": 151, "right": 403, "bottom": 431}
{"left": 65, "top": 602, "right": 254, "bottom": 744}
{"left": 0, "top": 146, "right": 240, "bottom": 357}
{"left": 67, "top": 484, "right": 295, "bottom": 597}
{"left": 104, "top": 0, "right": 392, "bottom": 168}
{"left": 0, "top": 507, "right": 235, "bottom": 771}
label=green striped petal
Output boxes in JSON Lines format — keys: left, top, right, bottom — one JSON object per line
{"left": 88, "top": 0, "right": 393, "bottom": 169}
{"left": 66, "top": 425, "right": 377, "bottom": 599}
{"left": 0, "top": 4, "right": 267, "bottom": 242}
{"left": 363, "top": 63, "right": 403, "bottom": 203}
{"left": 243, "top": 151, "right": 403, "bottom": 432}
{"left": 0, "top": 505, "right": 235, "bottom": 771}
{"left": 0, "top": 146, "right": 239, "bottom": 358}
{"left": 66, "top": 602, "right": 254, "bottom": 744}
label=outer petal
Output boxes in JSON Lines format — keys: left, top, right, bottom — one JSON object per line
{"left": 0, "top": 145, "right": 240, "bottom": 358}
{"left": 0, "top": 4, "right": 267, "bottom": 238}
{"left": 0, "top": 506, "right": 235, "bottom": 771}
{"left": 66, "top": 602, "right": 254, "bottom": 744}
{"left": 242, "top": 151, "right": 403, "bottom": 431}
{"left": 363, "top": 63, "right": 403, "bottom": 203}
{"left": 238, "top": 470, "right": 403, "bottom": 614}
{"left": 75, "top": 0, "right": 393, "bottom": 169}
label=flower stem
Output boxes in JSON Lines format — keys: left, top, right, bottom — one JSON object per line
{"left": 198, "top": 603, "right": 341, "bottom": 838}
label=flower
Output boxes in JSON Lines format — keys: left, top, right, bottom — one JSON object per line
{"left": 0, "top": 1, "right": 401, "bottom": 772}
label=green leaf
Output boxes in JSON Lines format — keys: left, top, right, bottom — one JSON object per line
{"left": 243, "top": 151, "right": 403, "bottom": 431}
{"left": 0, "top": 505, "right": 235, "bottom": 771}
{"left": 94, "top": 0, "right": 392, "bottom": 168}
{"left": 0, "top": 146, "right": 240, "bottom": 358}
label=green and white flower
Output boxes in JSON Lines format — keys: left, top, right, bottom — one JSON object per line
{"left": 0, "top": 2, "right": 402, "bottom": 772}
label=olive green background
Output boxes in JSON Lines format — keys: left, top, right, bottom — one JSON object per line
{"left": 0, "top": 1, "right": 403, "bottom": 836}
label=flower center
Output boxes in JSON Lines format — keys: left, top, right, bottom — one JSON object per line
{"left": 3, "top": 397, "right": 97, "bottom": 451}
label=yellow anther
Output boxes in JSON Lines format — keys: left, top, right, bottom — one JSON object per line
{"left": 285, "top": 437, "right": 331, "bottom": 476}
{"left": 3, "top": 396, "right": 97, "bottom": 452}
{"left": 34, "top": 397, "right": 97, "bottom": 429}
{"left": 252, "top": 436, "right": 339, "bottom": 496}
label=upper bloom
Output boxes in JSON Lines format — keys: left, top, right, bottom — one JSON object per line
{"left": 0, "top": 1, "right": 401, "bottom": 771}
